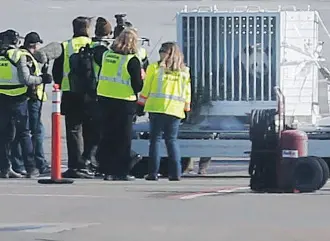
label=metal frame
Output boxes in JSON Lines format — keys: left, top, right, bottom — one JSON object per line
{"left": 176, "top": 9, "right": 281, "bottom": 116}
{"left": 131, "top": 139, "right": 330, "bottom": 158}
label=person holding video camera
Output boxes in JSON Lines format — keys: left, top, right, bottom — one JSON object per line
{"left": 0, "top": 29, "right": 52, "bottom": 178}
{"left": 113, "top": 14, "right": 149, "bottom": 73}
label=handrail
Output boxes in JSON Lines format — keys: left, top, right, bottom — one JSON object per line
{"left": 274, "top": 86, "right": 286, "bottom": 133}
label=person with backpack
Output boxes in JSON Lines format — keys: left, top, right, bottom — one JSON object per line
{"left": 52, "top": 16, "right": 95, "bottom": 179}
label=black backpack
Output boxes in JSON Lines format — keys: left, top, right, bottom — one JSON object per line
{"left": 68, "top": 44, "right": 97, "bottom": 95}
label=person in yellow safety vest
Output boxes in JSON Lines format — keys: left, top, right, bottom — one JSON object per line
{"left": 137, "top": 42, "right": 191, "bottom": 181}
{"left": 10, "top": 32, "right": 51, "bottom": 176}
{"left": 52, "top": 16, "right": 96, "bottom": 179}
{"left": 91, "top": 17, "right": 113, "bottom": 80}
{"left": 77, "top": 16, "right": 113, "bottom": 176}
{"left": 0, "top": 29, "right": 53, "bottom": 179}
{"left": 92, "top": 28, "right": 143, "bottom": 181}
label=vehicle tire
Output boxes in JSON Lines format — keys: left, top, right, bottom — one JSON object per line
{"left": 292, "top": 156, "right": 323, "bottom": 193}
{"left": 310, "top": 156, "right": 329, "bottom": 189}
{"left": 129, "top": 157, "right": 149, "bottom": 178}
{"left": 159, "top": 157, "right": 191, "bottom": 177}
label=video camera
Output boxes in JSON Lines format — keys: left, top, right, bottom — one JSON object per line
{"left": 113, "top": 13, "right": 128, "bottom": 38}
{"left": 112, "top": 14, "right": 150, "bottom": 46}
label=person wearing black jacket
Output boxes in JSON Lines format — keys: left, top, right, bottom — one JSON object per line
{"left": 93, "top": 28, "right": 143, "bottom": 181}
{"left": 52, "top": 16, "right": 95, "bottom": 178}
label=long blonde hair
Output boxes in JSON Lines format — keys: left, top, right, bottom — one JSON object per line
{"left": 111, "top": 28, "right": 138, "bottom": 55}
{"left": 159, "top": 42, "right": 186, "bottom": 72}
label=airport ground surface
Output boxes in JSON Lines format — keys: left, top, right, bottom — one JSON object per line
{"left": 1, "top": 0, "right": 330, "bottom": 240}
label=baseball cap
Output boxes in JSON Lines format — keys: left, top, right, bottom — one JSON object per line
{"left": 24, "top": 32, "right": 43, "bottom": 45}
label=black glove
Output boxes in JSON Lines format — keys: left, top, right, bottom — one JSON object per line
{"left": 136, "top": 104, "right": 145, "bottom": 117}
{"left": 41, "top": 73, "right": 53, "bottom": 84}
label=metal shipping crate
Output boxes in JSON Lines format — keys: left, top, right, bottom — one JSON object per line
{"left": 176, "top": 5, "right": 321, "bottom": 122}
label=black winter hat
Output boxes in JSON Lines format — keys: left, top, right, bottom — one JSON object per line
{"left": 95, "top": 17, "right": 112, "bottom": 37}
{"left": 72, "top": 16, "right": 92, "bottom": 36}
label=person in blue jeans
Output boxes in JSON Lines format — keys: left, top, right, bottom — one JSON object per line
{"left": 11, "top": 32, "right": 50, "bottom": 175}
{"left": 137, "top": 42, "right": 191, "bottom": 181}
{"left": 11, "top": 97, "right": 50, "bottom": 175}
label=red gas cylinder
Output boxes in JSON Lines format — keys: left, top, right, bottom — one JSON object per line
{"left": 277, "top": 129, "right": 309, "bottom": 190}
{"left": 280, "top": 130, "right": 308, "bottom": 158}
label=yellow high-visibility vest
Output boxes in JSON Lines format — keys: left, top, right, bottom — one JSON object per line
{"left": 97, "top": 51, "right": 136, "bottom": 101}
{"left": 0, "top": 48, "right": 40, "bottom": 96}
{"left": 18, "top": 49, "right": 48, "bottom": 102}
{"left": 90, "top": 40, "right": 111, "bottom": 79}
{"left": 137, "top": 63, "right": 191, "bottom": 119}
{"left": 61, "top": 36, "right": 92, "bottom": 91}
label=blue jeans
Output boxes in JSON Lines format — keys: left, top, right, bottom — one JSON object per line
{"left": 148, "top": 113, "right": 181, "bottom": 178}
{"left": 0, "top": 98, "right": 35, "bottom": 172}
{"left": 11, "top": 99, "right": 47, "bottom": 171}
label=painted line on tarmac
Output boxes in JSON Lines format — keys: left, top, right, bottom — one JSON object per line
{"left": 0, "top": 193, "right": 110, "bottom": 199}
{"left": 170, "top": 186, "right": 250, "bottom": 200}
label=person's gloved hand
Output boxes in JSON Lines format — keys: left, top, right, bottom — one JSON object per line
{"left": 41, "top": 73, "right": 53, "bottom": 84}
{"left": 136, "top": 104, "right": 145, "bottom": 117}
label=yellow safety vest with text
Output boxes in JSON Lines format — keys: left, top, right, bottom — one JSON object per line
{"left": 61, "top": 36, "right": 92, "bottom": 91}
{"left": 97, "top": 51, "right": 136, "bottom": 101}
{"left": 90, "top": 40, "right": 110, "bottom": 79}
{"left": 0, "top": 49, "right": 33, "bottom": 96}
{"left": 137, "top": 63, "right": 191, "bottom": 119}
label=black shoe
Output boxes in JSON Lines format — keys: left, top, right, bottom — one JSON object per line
{"left": 39, "top": 165, "right": 51, "bottom": 175}
{"left": 112, "top": 175, "right": 135, "bottom": 181}
{"left": 8, "top": 168, "right": 23, "bottom": 178}
{"left": 145, "top": 175, "right": 158, "bottom": 181}
{"left": 62, "top": 169, "right": 77, "bottom": 178}
{"left": 168, "top": 176, "right": 181, "bottom": 181}
{"left": 75, "top": 169, "right": 95, "bottom": 179}
{"left": 17, "top": 169, "right": 27, "bottom": 176}
{"left": 62, "top": 168, "right": 94, "bottom": 179}
{"left": 26, "top": 169, "right": 40, "bottom": 178}
{"left": 103, "top": 175, "right": 112, "bottom": 181}
{"left": 95, "top": 172, "right": 104, "bottom": 178}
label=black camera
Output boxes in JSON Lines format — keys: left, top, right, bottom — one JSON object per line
{"left": 113, "top": 13, "right": 133, "bottom": 38}
{"left": 114, "top": 14, "right": 127, "bottom": 26}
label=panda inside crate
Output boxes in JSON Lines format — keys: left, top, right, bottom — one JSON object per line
{"left": 198, "top": 43, "right": 276, "bottom": 102}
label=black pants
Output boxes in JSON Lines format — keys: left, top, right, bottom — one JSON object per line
{"left": 65, "top": 111, "right": 100, "bottom": 170}
{"left": 97, "top": 98, "right": 134, "bottom": 176}
{"left": 0, "top": 99, "right": 35, "bottom": 172}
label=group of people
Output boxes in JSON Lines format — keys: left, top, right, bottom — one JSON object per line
{"left": 0, "top": 15, "right": 192, "bottom": 181}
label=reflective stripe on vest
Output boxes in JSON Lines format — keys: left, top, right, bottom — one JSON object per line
{"left": 19, "top": 49, "right": 47, "bottom": 101}
{"left": 149, "top": 67, "right": 186, "bottom": 103}
{"left": 0, "top": 49, "right": 27, "bottom": 96}
{"left": 61, "top": 37, "right": 91, "bottom": 91}
{"left": 99, "top": 56, "right": 130, "bottom": 85}
{"left": 97, "top": 52, "right": 136, "bottom": 101}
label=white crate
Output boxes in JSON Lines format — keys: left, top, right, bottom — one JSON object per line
{"left": 177, "top": 6, "right": 321, "bottom": 120}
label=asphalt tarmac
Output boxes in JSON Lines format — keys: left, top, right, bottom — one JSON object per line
{"left": 1, "top": 0, "right": 330, "bottom": 240}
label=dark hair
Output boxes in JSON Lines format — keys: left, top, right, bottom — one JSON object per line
{"left": 72, "top": 16, "right": 92, "bottom": 36}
